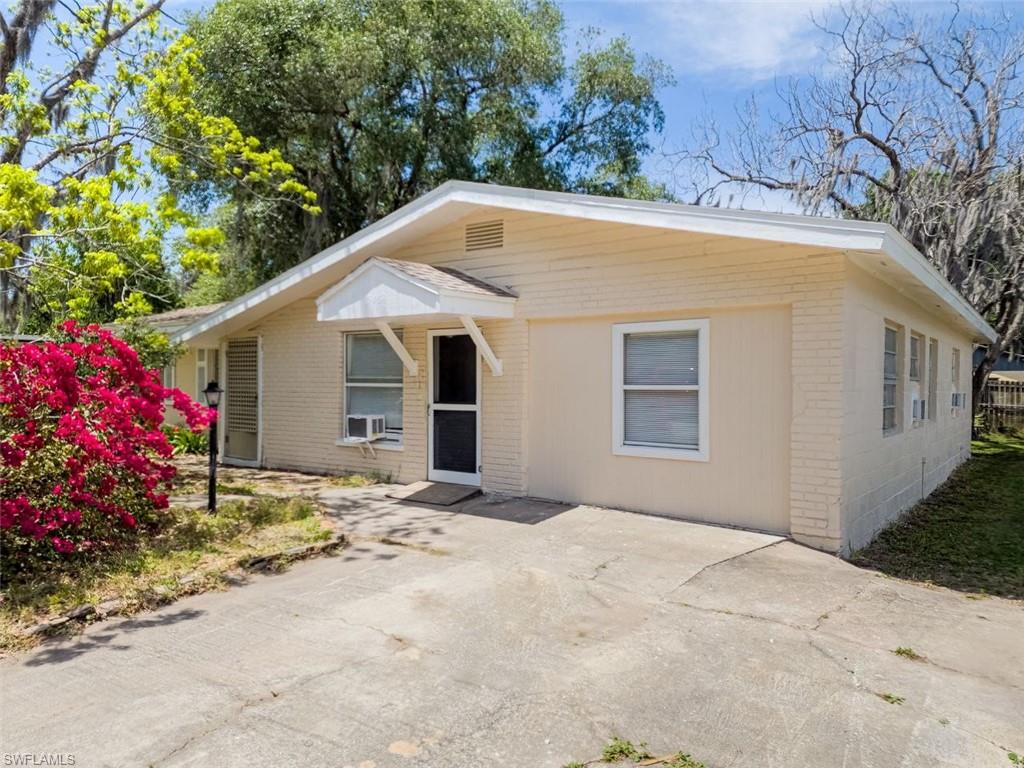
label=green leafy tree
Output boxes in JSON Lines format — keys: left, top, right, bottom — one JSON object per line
{"left": 183, "top": 0, "right": 672, "bottom": 285}
{"left": 0, "top": 0, "right": 319, "bottom": 332}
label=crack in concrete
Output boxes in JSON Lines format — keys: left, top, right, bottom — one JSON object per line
{"left": 667, "top": 593, "right": 1023, "bottom": 705}
{"left": 662, "top": 538, "right": 786, "bottom": 599}
{"left": 150, "top": 687, "right": 283, "bottom": 766}
{"left": 574, "top": 554, "right": 625, "bottom": 582}
{"left": 149, "top": 657, "right": 384, "bottom": 766}
{"left": 810, "top": 582, "right": 872, "bottom": 631}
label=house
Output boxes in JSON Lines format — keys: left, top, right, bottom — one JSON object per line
{"left": 974, "top": 343, "right": 1024, "bottom": 378}
{"left": 171, "top": 182, "right": 995, "bottom": 554}
{"left": 139, "top": 303, "right": 225, "bottom": 423}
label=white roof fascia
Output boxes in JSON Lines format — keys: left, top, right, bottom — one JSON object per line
{"left": 175, "top": 180, "right": 995, "bottom": 344}
{"left": 877, "top": 229, "right": 996, "bottom": 342}
{"left": 174, "top": 185, "right": 462, "bottom": 343}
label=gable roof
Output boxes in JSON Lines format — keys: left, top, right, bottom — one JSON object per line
{"left": 315, "top": 257, "right": 516, "bottom": 325}
{"left": 174, "top": 181, "right": 996, "bottom": 344}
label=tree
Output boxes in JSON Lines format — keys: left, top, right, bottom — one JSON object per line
{"left": 682, "top": 3, "right": 1023, "bottom": 409}
{"left": 0, "top": 0, "right": 319, "bottom": 332}
{"left": 182, "top": 0, "right": 672, "bottom": 285}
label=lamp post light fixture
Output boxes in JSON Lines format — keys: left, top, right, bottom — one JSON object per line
{"left": 202, "top": 381, "right": 223, "bottom": 513}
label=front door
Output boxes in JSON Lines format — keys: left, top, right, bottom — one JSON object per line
{"left": 224, "top": 337, "right": 260, "bottom": 464}
{"left": 428, "top": 330, "right": 481, "bottom": 485}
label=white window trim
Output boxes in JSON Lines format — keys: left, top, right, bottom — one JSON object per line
{"left": 611, "top": 318, "right": 710, "bottom": 462}
{"left": 883, "top": 322, "right": 903, "bottom": 436}
{"left": 341, "top": 330, "right": 405, "bottom": 450}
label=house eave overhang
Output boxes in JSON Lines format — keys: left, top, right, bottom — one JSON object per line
{"left": 173, "top": 180, "right": 996, "bottom": 346}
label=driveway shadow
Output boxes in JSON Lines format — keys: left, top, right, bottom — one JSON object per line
{"left": 23, "top": 608, "right": 206, "bottom": 667}
{"left": 452, "top": 495, "right": 572, "bottom": 525}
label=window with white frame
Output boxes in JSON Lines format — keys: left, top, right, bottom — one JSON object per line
{"left": 612, "top": 318, "right": 709, "bottom": 461}
{"left": 161, "top": 364, "right": 175, "bottom": 389}
{"left": 927, "top": 338, "right": 938, "bottom": 420}
{"left": 883, "top": 324, "right": 902, "bottom": 434}
{"left": 951, "top": 347, "right": 962, "bottom": 412}
{"left": 909, "top": 331, "right": 926, "bottom": 422}
{"left": 909, "top": 333, "right": 922, "bottom": 382}
{"left": 196, "top": 348, "right": 220, "bottom": 393}
{"left": 343, "top": 331, "right": 404, "bottom": 445}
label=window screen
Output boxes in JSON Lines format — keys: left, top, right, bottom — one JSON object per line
{"left": 928, "top": 338, "right": 938, "bottom": 420}
{"left": 909, "top": 334, "right": 921, "bottom": 381}
{"left": 345, "top": 332, "right": 403, "bottom": 438}
{"left": 883, "top": 326, "right": 899, "bottom": 432}
{"left": 620, "top": 328, "right": 701, "bottom": 451}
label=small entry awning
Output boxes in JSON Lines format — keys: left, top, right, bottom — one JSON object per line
{"left": 316, "top": 257, "right": 516, "bottom": 376}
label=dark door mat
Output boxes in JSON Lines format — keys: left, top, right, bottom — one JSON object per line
{"left": 386, "top": 481, "right": 481, "bottom": 506}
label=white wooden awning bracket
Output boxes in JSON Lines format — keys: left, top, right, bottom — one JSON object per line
{"left": 460, "top": 315, "right": 503, "bottom": 376}
{"left": 374, "top": 320, "right": 418, "bottom": 376}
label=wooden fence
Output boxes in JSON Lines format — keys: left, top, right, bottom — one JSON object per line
{"left": 980, "top": 380, "right": 1024, "bottom": 430}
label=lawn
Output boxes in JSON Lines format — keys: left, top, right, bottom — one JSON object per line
{"left": 851, "top": 431, "right": 1024, "bottom": 599}
{"left": 0, "top": 496, "right": 335, "bottom": 653}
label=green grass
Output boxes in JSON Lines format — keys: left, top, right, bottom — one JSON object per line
{"left": 563, "top": 738, "right": 707, "bottom": 768}
{"left": 892, "top": 646, "right": 924, "bottom": 661}
{"left": 1, "top": 496, "right": 333, "bottom": 653}
{"left": 602, "top": 737, "right": 652, "bottom": 763}
{"left": 327, "top": 470, "right": 391, "bottom": 487}
{"left": 851, "top": 432, "right": 1024, "bottom": 599}
{"left": 215, "top": 481, "right": 258, "bottom": 496}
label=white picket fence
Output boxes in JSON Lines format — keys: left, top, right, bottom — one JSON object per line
{"left": 980, "top": 380, "right": 1024, "bottom": 430}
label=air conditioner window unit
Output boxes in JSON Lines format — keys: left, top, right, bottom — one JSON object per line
{"left": 347, "top": 414, "right": 387, "bottom": 441}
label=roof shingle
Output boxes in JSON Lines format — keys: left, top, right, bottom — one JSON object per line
{"left": 376, "top": 258, "right": 516, "bottom": 298}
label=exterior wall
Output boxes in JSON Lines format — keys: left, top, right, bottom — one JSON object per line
{"left": 224, "top": 208, "right": 856, "bottom": 548}
{"left": 175, "top": 348, "right": 198, "bottom": 399}
{"left": 390, "top": 211, "right": 846, "bottom": 549}
{"left": 235, "top": 299, "right": 529, "bottom": 491}
{"left": 164, "top": 348, "right": 198, "bottom": 426}
{"left": 841, "top": 263, "right": 974, "bottom": 552}
{"left": 528, "top": 306, "right": 792, "bottom": 532}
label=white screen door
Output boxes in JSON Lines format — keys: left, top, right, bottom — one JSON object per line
{"left": 428, "top": 330, "right": 481, "bottom": 485}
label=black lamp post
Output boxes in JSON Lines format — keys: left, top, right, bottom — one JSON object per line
{"left": 202, "top": 381, "right": 223, "bottom": 513}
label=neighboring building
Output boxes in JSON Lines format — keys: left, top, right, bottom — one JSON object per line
{"left": 140, "top": 303, "right": 225, "bottom": 423}
{"left": 974, "top": 344, "right": 1024, "bottom": 376}
{"left": 171, "top": 182, "right": 994, "bottom": 554}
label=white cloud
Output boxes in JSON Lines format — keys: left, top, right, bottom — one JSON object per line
{"left": 565, "top": 0, "right": 836, "bottom": 81}
{"left": 657, "top": 1, "right": 833, "bottom": 78}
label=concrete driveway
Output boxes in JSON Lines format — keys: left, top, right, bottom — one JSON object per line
{"left": 2, "top": 486, "right": 1022, "bottom": 767}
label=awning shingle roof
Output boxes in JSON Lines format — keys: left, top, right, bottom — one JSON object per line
{"left": 376, "top": 258, "right": 516, "bottom": 298}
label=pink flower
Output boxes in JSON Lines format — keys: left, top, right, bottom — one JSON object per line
{"left": 0, "top": 325, "right": 213, "bottom": 558}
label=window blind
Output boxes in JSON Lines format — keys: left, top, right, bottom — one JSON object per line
{"left": 346, "top": 333, "right": 403, "bottom": 383}
{"left": 625, "top": 331, "right": 698, "bottom": 386}
{"left": 345, "top": 332, "right": 404, "bottom": 435}
{"left": 624, "top": 390, "right": 699, "bottom": 447}
{"left": 622, "top": 329, "right": 700, "bottom": 449}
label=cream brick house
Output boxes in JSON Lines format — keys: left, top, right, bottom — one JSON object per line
{"left": 171, "top": 182, "right": 995, "bottom": 554}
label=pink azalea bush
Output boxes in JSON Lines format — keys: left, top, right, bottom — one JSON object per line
{"left": 0, "top": 321, "right": 213, "bottom": 574}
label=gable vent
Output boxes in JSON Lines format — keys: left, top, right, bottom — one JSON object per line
{"left": 465, "top": 220, "right": 504, "bottom": 251}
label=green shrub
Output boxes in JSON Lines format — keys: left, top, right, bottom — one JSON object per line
{"left": 163, "top": 424, "right": 209, "bottom": 455}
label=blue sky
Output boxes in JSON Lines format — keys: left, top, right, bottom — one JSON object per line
{"left": 560, "top": 0, "right": 837, "bottom": 207}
